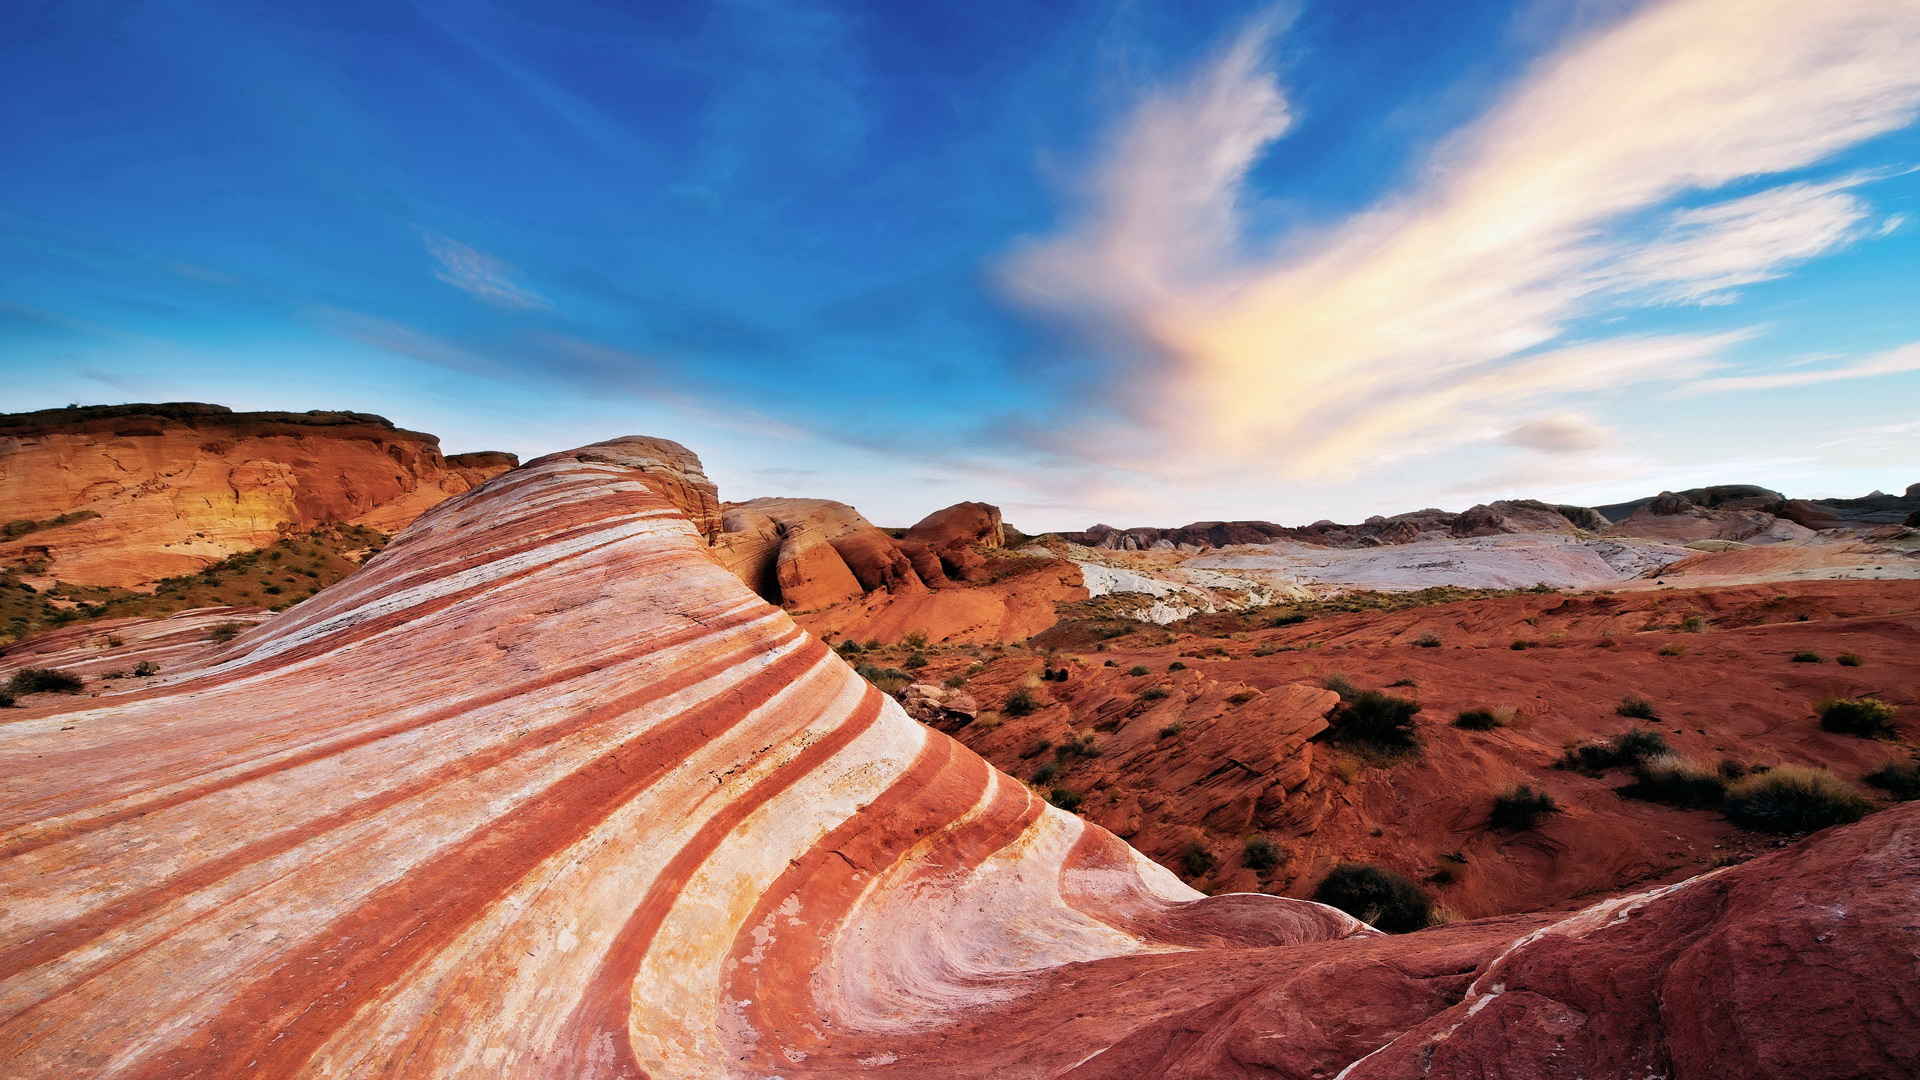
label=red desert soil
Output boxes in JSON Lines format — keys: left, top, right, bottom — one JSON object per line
{"left": 0, "top": 438, "right": 1914, "bottom": 1079}
{"left": 912, "top": 579, "right": 1919, "bottom": 917}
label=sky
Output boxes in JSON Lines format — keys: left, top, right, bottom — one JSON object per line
{"left": 2, "top": 0, "right": 1917, "bottom": 531}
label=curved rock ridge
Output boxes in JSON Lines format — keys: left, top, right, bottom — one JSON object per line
{"left": 0, "top": 402, "right": 518, "bottom": 587}
{"left": 0, "top": 435, "right": 1374, "bottom": 1078}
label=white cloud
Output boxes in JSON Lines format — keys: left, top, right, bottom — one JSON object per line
{"left": 1677, "top": 341, "right": 1920, "bottom": 395}
{"left": 1501, "top": 412, "right": 1615, "bottom": 454}
{"left": 422, "top": 232, "right": 552, "bottom": 311}
{"left": 1603, "top": 176, "right": 1879, "bottom": 304}
{"left": 999, "top": 0, "right": 1920, "bottom": 477}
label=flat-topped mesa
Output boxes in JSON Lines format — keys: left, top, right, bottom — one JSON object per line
{"left": 0, "top": 402, "right": 518, "bottom": 586}
{"left": 3, "top": 434, "right": 1915, "bottom": 1078}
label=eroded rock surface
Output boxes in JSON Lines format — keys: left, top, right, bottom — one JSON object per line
{"left": 0, "top": 403, "right": 516, "bottom": 586}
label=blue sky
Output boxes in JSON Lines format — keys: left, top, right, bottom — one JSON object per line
{"left": 3, "top": 0, "right": 1917, "bottom": 530}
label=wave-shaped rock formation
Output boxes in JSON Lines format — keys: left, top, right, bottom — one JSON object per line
{"left": 0, "top": 403, "right": 516, "bottom": 587}
{"left": 2, "top": 437, "right": 1914, "bottom": 1078}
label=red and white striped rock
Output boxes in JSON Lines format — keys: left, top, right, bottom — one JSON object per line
{"left": 0, "top": 437, "right": 1369, "bottom": 1078}
{"left": 3, "top": 436, "right": 1913, "bottom": 1079}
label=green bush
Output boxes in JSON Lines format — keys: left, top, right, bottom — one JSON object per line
{"left": 1864, "top": 763, "right": 1919, "bottom": 801}
{"left": 1003, "top": 688, "right": 1040, "bottom": 716}
{"left": 1621, "top": 755, "right": 1727, "bottom": 809}
{"left": 1817, "top": 698, "right": 1898, "bottom": 739}
{"left": 1790, "top": 651, "right": 1822, "bottom": 663}
{"left": 1616, "top": 696, "right": 1659, "bottom": 720}
{"left": 1837, "top": 653, "right": 1863, "bottom": 667}
{"left": 1048, "top": 787, "right": 1084, "bottom": 812}
{"left": 1452, "top": 709, "right": 1502, "bottom": 730}
{"left": 1312, "top": 864, "right": 1433, "bottom": 933}
{"left": 6, "top": 667, "right": 83, "bottom": 694}
{"left": 1489, "top": 785, "right": 1559, "bottom": 830}
{"left": 1324, "top": 690, "right": 1422, "bottom": 756}
{"left": 1180, "top": 843, "right": 1217, "bottom": 878}
{"left": 1555, "top": 729, "right": 1670, "bottom": 773}
{"left": 1724, "top": 766, "right": 1871, "bottom": 833}
{"left": 834, "top": 640, "right": 864, "bottom": 656}
{"left": 1140, "top": 686, "right": 1170, "bottom": 702}
{"left": 1243, "top": 835, "right": 1283, "bottom": 871}
{"left": 903, "top": 653, "right": 928, "bottom": 669}
{"left": 902, "top": 631, "right": 928, "bottom": 650}
{"left": 1031, "top": 763, "right": 1057, "bottom": 785}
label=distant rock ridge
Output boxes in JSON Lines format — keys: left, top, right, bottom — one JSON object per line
{"left": 1065, "top": 485, "right": 1918, "bottom": 551}
{"left": 0, "top": 402, "right": 517, "bottom": 587}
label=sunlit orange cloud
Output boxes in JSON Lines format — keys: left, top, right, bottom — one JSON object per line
{"left": 1001, "top": 0, "right": 1920, "bottom": 478}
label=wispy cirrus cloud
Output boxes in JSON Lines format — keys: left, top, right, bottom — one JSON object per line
{"left": 422, "top": 231, "right": 552, "bottom": 311}
{"left": 1677, "top": 341, "right": 1920, "bottom": 395}
{"left": 1000, "top": 0, "right": 1920, "bottom": 477}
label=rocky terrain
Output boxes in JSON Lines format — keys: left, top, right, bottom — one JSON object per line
{"left": 2, "top": 434, "right": 1914, "bottom": 1079}
{"left": 0, "top": 403, "right": 515, "bottom": 588}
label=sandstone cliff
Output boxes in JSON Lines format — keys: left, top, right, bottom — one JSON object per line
{"left": 0, "top": 403, "right": 517, "bottom": 587}
{"left": 1, "top": 435, "right": 1912, "bottom": 1079}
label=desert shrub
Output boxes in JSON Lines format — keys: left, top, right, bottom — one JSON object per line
{"left": 1621, "top": 755, "right": 1728, "bottom": 809}
{"left": 1658, "top": 645, "right": 1685, "bottom": 657}
{"left": 6, "top": 668, "right": 83, "bottom": 694}
{"left": 1453, "top": 709, "right": 1502, "bottom": 730}
{"left": 1324, "top": 690, "right": 1421, "bottom": 756}
{"left": 1270, "top": 613, "right": 1309, "bottom": 627}
{"left": 1048, "top": 787, "right": 1084, "bottom": 813}
{"left": 1055, "top": 734, "right": 1101, "bottom": 760}
{"left": 206, "top": 621, "right": 245, "bottom": 643}
{"left": 903, "top": 653, "right": 928, "bottom": 669}
{"left": 0, "top": 690, "right": 13, "bottom": 708}
{"left": 1140, "top": 686, "right": 1170, "bottom": 702}
{"left": 855, "top": 663, "right": 913, "bottom": 695}
{"left": 1040, "top": 666, "right": 1069, "bottom": 681}
{"left": 1158, "top": 722, "right": 1184, "bottom": 738}
{"left": 1724, "top": 766, "right": 1871, "bottom": 833}
{"left": 943, "top": 674, "right": 967, "bottom": 689}
{"left": 902, "top": 631, "right": 928, "bottom": 650}
{"left": 1322, "top": 674, "right": 1359, "bottom": 700}
{"left": 1556, "top": 729, "right": 1670, "bottom": 772}
{"left": 1679, "top": 615, "right": 1706, "bottom": 633}
{"left": 1489, "top": 785, "right": 1560, "bottom": 830}
{"left": 1031, "top": 763, "right": 1057, "bottom": 785}
{"left": 1864, "top": 763, "right": 1920, "bottom": 801}
{"left": 1509, "top": 639, "right": 1537, "bottom": 651}
{"left": 1616, "top": 696, "right": 1660, "bottom": 720}
{"left": 132, "top": 661, "right": 159, "bottom": 677}
{"left": 1818, "top": 698, "right": 1898, "bottom": 738}
{"left": 1168, "top": 661, "right": 1187, "bottom": 671}
{"left": 1243, "top": 836, "right": 1283, "bottom": 871}
{"left": 1790, "top": 651, "right": 1822, "bottom": 663}
{"left": 1836, "top": 653, "right": 1863, "bottom": 667}
{"left": 1180, "top": 843, "right": 1217, "bottom": 878}
{"left": 1003, "top": 688, "right": 1040, "bottom": 716}
{"left": 834, "top": 640, "right": 864, "bottom": 656}
{"left": 1312, "top": 864, "right": 1433, "bottom": 933}
{"left": 1127, "top": 665, "right": 1150, "bottom": 677}
{"left": 1413, "top": 633, "right": 1441, "bottom": 648}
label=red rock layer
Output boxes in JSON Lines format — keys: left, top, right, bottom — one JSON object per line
{"left": 2, "top": 436, "right": 1913, "bottom": 1079}
{"left": 0, "top": 404, "right": 517, "bottom": 586}
{"left": 0, "top": 436, "right": 1364, "bottom": 1077}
